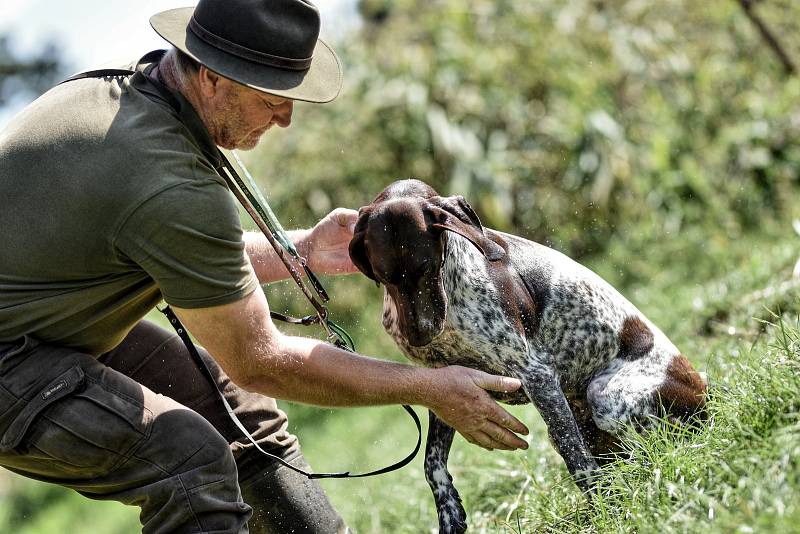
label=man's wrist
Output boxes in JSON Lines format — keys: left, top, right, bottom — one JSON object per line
{"left": 291, "top": 229, "right": 312, "bottom": 261}
{"left": 397, "top": 365, "right": 437, "bottom": 408}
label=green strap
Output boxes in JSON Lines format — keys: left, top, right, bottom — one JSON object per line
{"left": 230, "top": 150, "right": 299, "bottom": 257}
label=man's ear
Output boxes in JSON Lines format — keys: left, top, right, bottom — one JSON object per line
{"left": 348, "top": 206, "right": 379, "bottom": 283}
{"left": 428, "top": 195, "right": 505, "bottom": 261}
{"left": 198, "top": 65, "right": 223, "bottom": 98}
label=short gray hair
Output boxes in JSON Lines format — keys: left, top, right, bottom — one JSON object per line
{"left": 164, "top": 47, "right": 201, "bottom": 88}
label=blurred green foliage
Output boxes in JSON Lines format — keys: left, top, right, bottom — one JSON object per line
{"left": 253, "top": 0, "right": 800, "bottom": 265}
{"left": 2, "top": 0, "right": 800, "bottom": 531}
{"left": 251, "top": 0, "right": 800, "bottom": 363}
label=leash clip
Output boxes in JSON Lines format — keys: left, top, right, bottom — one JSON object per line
{"left": 299, "top": 314, "right": 320, "bottom": 326}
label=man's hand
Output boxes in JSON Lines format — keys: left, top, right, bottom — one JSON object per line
{"left": 298, "top": 208, "right": 359, "bottom": 275}
{"left": 421, "top": 366, "right": 529, "bottom": 451}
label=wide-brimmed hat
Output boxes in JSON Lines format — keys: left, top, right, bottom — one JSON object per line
{"left": 150, "top": 0, "right": 342, "bottom": 103}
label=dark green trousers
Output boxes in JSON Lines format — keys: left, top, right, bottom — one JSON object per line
{"left": 0, "top": 321, "right": 347, "bottom": 534}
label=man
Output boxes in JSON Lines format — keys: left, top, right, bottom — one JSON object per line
{"left": 0, "top": 1, "right": 529, "bottom": 532}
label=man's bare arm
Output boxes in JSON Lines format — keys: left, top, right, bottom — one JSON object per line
{"left": 245, "top": 207, "right": 358, "bottom": 283}
{"left": 244, "top": 229, "right": 307, "bottom": 284}
{"left": 171, "top": 287, "right": 530, "bottom": 451}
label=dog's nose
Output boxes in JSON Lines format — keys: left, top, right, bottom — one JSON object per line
{"left": 406, "top": 319, "right": 436, "bottom": 347}
{"left": 407, "top": 332, "right": 433, "bottom": 347}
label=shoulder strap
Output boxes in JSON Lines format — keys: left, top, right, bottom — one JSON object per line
{"left": 60, "top": 69, "right": 136, "bottom": 85}
{"left": 60, "top": 50, "right": 165, "bottom": 85}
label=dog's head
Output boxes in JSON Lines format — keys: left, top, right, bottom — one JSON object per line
{"left": 349, "top": 179, "right": 504, "bottom": 346}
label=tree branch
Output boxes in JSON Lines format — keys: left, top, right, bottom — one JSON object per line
{"left": 737, "top": 0, "right": 797, "bottom": 76}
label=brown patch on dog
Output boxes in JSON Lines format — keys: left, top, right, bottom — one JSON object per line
{"left": 618, "top": 316, "right": 655, "bottom": 360}
{"left": 655, "top": 354, "right": 708, "bottom": 422}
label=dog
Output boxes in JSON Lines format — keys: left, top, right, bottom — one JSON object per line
{"left": 348, "top": 179, "right": 707, "bottom": 533}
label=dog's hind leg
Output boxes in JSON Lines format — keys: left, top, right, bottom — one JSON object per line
{"left": 425, "top": 410, "right": 467, "bottom": 534}
{"left": 587, "top": 354, "right": 707, "bottom": 435}
{"left": 519, "top": 360, "right": 600, "bottom": 493}
{"left": 587, "top": 359, "right": 662, "bottom": 434}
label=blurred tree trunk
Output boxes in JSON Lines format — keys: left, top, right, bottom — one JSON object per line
{"left": 0, "top": 36, "right": 63, "bottom": 108}
{"left": 736, "top": 0, "right": 796, "bottom": 76}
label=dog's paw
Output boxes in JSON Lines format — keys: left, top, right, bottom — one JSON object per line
{"left": 436, "top": 491, "right": 467, "bottom": 534}
{"left": 437, "top": 505, "right": 467, "bottom": 534}
{"left": 574, "top": 463, "right": 602, "bottom": 497}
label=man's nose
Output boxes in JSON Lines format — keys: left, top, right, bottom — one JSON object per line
{"left": 273, "top": 100, "right": 293, "bottom": 128}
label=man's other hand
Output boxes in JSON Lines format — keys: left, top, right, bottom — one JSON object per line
{"left": 422, "top": 366, "right": 530, "bottom": 451}
{"left": 299, "top": 208, "right": 359, "bottom": 275}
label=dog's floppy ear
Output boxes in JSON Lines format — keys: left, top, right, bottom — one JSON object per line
{"left": 428, "top": 195, "right": 505, "bottom": 261}
{"left": 348, "top": 206, "right": 379, "bottom": 284}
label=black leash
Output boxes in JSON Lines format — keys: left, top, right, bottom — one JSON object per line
{"left": 61, "top": 58, "right": 423, "bottom": 479}
{"left": 160, "top": 305, "right": 421, "bottom": 479}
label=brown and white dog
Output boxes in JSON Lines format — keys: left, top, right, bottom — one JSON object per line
{"left": 349, "top": 179, "right": 707, "bottom": 534}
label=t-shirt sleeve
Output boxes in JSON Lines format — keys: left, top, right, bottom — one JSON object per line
{"left": 114, "top": 178, "right": 259, "bottom": 308}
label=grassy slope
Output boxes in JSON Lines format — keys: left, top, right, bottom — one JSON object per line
{"left": 1, "top": 223, "right": 799, "bottom": 533}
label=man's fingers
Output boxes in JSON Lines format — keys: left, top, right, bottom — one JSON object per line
{"left": 329, "top": 207, "right": 358, "bottom": 230}
{"left": 433, "top": 367, "right": 531, "bottom": 449}
{"left": 470, "top": 371, "right": 529, "bottom": 435}
{"left": 483, "top": 420, "right": 529, "bottom": 450}
{"left": 491, "top": 408, "right": 529, "bottom": 436}
{"left": 469, "top": 430, "right": 515, "bottom": 451}
{"left": 460, "top": 419, "right": 528, "bottom": 451}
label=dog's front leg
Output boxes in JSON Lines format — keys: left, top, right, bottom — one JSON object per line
{"left": 520, "top": 363, "right": 600, "bottom": 493}
{"left": 425, "top": 410, "right": 467, "bottom": 534}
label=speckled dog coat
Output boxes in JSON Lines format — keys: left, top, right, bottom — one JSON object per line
{"left": 349, "top": 180, "right": 707, "bottom": 534}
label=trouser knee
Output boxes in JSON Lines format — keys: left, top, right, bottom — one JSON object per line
{"left": 135, "top": 407, "right": 252, "bottom": 534}
{"left": 239, "top": 453, "right": 348, "bottom": 534}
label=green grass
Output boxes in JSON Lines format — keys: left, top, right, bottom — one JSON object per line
{"left": 285, "top": 225, "right": 800, "bottom": 534}
{"left": 2, "top": 225, "right": 800, "bottom": 533}
{"left": 510, "top": 314, "right": 800, "bottom": 534}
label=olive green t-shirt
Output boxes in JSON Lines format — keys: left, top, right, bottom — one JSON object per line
{"left": 0, "top": 51, "right": 259, "bottom": 355}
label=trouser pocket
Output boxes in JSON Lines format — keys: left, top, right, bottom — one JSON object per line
{"left": 5, "top": 370, "right": 155, "bottom": 479}
{"left": 0, "top": 365, "right": 85, "bottom": 452}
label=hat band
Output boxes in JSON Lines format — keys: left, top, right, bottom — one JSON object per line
{"left": 188, "top": 16, "right": 313, "bottom": 71}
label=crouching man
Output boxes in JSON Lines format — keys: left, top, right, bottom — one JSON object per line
{"left": 0, "top": 0, "right": 529, "bottom": 532}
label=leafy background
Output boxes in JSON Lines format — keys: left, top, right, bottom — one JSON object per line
{"left": 1, "top": 0, "right": 800, "bottom": 532}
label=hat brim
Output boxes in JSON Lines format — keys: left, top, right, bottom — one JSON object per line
{"left": 150, "top": 7, "right": 342, "bottom": 103}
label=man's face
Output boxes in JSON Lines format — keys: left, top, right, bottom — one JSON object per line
{"left": 207, "top": 79, "right": 294, "bottom": 150}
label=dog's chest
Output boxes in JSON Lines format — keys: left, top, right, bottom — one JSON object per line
{"left": 383, "top": 235, "right": 528, "bottom": 376}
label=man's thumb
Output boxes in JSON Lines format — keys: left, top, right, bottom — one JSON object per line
{"left": 475, "top": 373, "right": 522, "bottom": 393}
